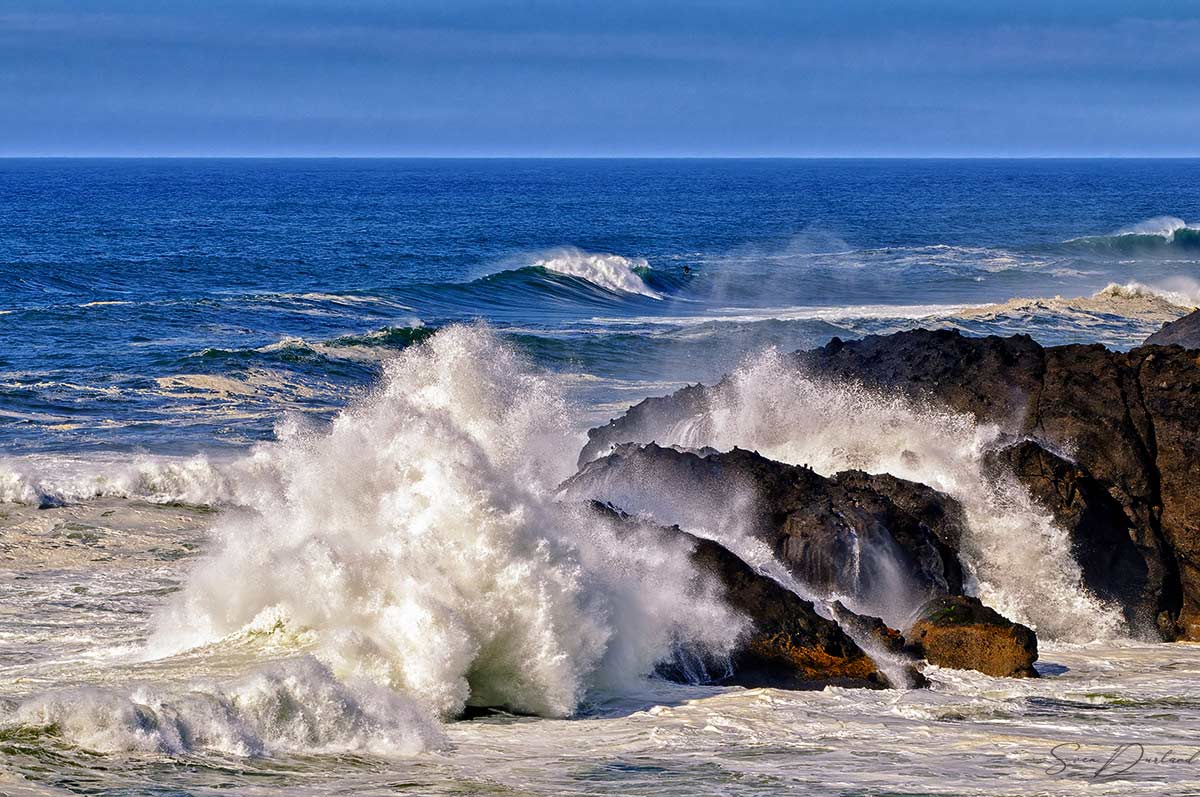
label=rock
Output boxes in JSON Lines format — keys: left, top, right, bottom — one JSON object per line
{"left": 586, "top": 502, "right": 891, "bottom": 689}
{"left": 562, "top": 444, "right": 967, "bottom": 628}
{"left": 581, "top": 330, "right": 1200, "bottom": 640}
{"left": 1145, "top": 309, "right": 1200, "bottom": 348}
{"left": 983, "top": 440, "right": 1160, "bottom": 633}
{"left": 904, "top": 595, "right": 1038, "bottom": 678}
{"left": 829, "top": 601, "right": 910, "bottom": 657}
{"left": 797, "top": 331, "right": 1197, "bottom": 639}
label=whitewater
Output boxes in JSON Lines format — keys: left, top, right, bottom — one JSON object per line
{"left": 5, "top": 159, "right": 1200, "bottom": 795}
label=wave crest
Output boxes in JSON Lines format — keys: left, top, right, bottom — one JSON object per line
{"left": 531, "top": 247, "right": 661, "bottom": 298}
{"left": 147, "top": 325, "right": 744, "bottom": 720}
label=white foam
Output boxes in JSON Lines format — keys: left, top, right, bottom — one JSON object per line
{"left": 532, "top": 247, "right": 660, "bottom": 298}
{"left": 1093, "top": 280, "right": 1200, "bottom": 308}
{"left": 10, "top": 657, "right": 442, "bottom": 757}
{"left": 0, "top": 454, "right": 266, "bottom": 507}
{"left": 147, "top": 325, "right": 744, "bottom": 720}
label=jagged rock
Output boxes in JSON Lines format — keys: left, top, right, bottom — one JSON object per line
{"left": 983, "top": 440, "right": 1157, "bottom": 632}
{"left": 563, "top": 444, "right": 967, "bottom": 627}
{"left": 587, "top": 502, "right": 891, "bottom": 689}
{"left": 827, "top": 601, "right": 910, "bottom": 655}
{"left": 797, "top": 331, "right": 1199, "bottom": 639}
{"left": 904, "top": 596, "right": 1038, "bottom": 678}
{"left": 1145, "top": 309, "right": 1200, "bottom": 348}
{"left": 581, "top": 330, "right": 1200, "bottom": 640}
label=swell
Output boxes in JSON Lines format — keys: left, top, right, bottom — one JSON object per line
{"left": 1065, "top": 216, "right": 1200, "bottom": 254}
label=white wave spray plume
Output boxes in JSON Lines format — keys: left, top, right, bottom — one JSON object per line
{"left": 640, "top": 350, "right": 1126, "bottom": 643}
{"left": 532, "top": 247, "right": 661, "bottom": 298}
{"left": 147, "top": 325, "right": 743, "bottom": 722}
{"left": 1094, "top": 280, "right": 1200, "bottom": 309}
{"left": 1115, "top": 216, "right": 1198, "bottom": 239}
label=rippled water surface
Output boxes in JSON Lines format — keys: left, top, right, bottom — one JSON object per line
{"left": 3, "top": 159, "right": 1200, "bottom": 796}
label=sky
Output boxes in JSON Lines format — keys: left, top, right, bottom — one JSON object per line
{"left": 1, "top": 0, "right": 1199, "bottom": 157}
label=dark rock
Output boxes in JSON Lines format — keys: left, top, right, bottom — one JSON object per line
{"left": 903, "top": 595, "right": 1038, "bottom": 678}
{"left": 563, "top": 444, "right": 967, "bottom": 628}
{"left": 983, "top": 440, "right": 1157, "bottom": 633}
{"left": 829, "top": 600, "right": 908, "bottom": 656}
{"left": 1145, "top": 309, "right": 1200, "bottom": 348}
{"left": 581, "top": 330, "right": 1200, "bottom": 640}
{"left": 586, "top": 502, "right": 891, "bottom": 690}
{"left": 797, "top": 331, "right": 1198, "bottom": 639}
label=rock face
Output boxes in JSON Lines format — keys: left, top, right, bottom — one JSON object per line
{"left": 1145, "top": 309, "right": 1200, "bottom": 348}
{"left": 983, "top": 440, "right": 1158, "bottom": 631}
{"left": 581, "top": 330, "right": 1200, "bottom": 640}
{"left": 587, "top": 502, "right": 889, "bottom": 689}
{"left": 797, "top": 331, "right": 1200, "bottom": 639}
{"left": 904, "top": 596, "right": 1038, "bottom": 678}
{"left": 563, "top": 444, "right": 968, "bottom": 626}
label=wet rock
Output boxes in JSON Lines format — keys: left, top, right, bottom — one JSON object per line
{"left": 581, "top": 330, "right": 1200, "bottom": 640}
{"left": 829, "top": 600, "right": 911, "bottom": 657}
{"left": 797, "top": 331, "right": 1199, "bottom": 639}
{"left": 563, "top": 444, "right": 967, "bottom": 625}
{"left": 1145, "top": 309, "right": 1200, "bottom": 348}
{"left": 903, "top": 595, "right": 1038, "bottom": 678}
{"left": 587, "top": 502, "right": 890, "bottom": 690}
{"left": 983, "top": 440, "right": 1157, "bottom": 633}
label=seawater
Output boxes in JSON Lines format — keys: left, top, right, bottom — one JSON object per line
{"left": 3, "top": 159, "right": 1200, "bottom": 796}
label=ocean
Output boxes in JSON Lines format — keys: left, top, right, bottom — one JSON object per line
{"left": 3, "top": 158, "right": 1200, "bottom": 795}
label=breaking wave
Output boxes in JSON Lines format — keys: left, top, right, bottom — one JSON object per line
{"left": 1067, "top": 216, "right": 1200, "bottom": 252}
{"left": 143, "top": 325, "right": 744, "bottom": 724}
{"left": 7, "top": 657, "right": 442, "bottom": 757}
{"left": 531, "top": 248, "right": 661, "bottom": 298}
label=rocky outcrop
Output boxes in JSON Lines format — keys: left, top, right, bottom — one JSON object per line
{"left": 581, "top": 330, "right": 1200, "bottom": 640}
{"left": 797, "top": 331, "right": 1199, "bottom": 639}
{"left": 904, "top": 596, "right": 1038, "bottom": 678}
{"left": 983, "top": 440, "right": 1159, "bottom": 632}
{"left": 563, "top": 444, "right": 968, "bottom": 626}
{"left": 1145, "top": 309, "right": 1200, "bottom": 348}
{"left": 587, "top": 502, "right": 890, "bottom": 689}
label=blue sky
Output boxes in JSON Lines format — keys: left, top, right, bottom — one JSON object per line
{"left": 2, "top": 1, "right": 1198, "bottom": 156}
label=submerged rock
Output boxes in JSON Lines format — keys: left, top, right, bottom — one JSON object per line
{"left": 586, "top": 502, "right": 891, "bottom": 690}
{"left": 903, "top": 596, "right": 1038, "bottom": 678}
{"left": 563, "top": 444, "right": 967, "bottom": 625}
{"left": 1145, "top": 309, "right": 1200, "bottom": 348}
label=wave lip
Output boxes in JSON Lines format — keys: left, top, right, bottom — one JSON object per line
{"left": 531, "top": 247, "right": 661, "bottom": 299}
{"left": 1067, "top": 216, "right": 1200, "bottom": 252}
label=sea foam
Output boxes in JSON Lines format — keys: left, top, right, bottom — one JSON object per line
{"left": 10, "top": 657, "right": 441, "bottom": 757}
{"left": 146, "top": 325, "right": 743, "bottom": 721}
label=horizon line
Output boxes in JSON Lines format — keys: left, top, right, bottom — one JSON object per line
{"left": 3, "top": 154, "right": 1200, "bottom": 161}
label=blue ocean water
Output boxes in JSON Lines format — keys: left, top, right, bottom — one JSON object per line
{"left": 2, "top": 157, "right": 1199, "bottom": 456}
{"left": 5, "top": 159, "right": 1200, "bottom": 797}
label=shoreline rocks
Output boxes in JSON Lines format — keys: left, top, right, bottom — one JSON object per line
{"left": 562, "top": 443, "right": 967, "bottom": 626}
{"left": 903, "top": 596, "right": 1038, "bottom": 678}
{"left": 579, "top": 329, "right": 1200, "bottom": 641}
{"left": 587, "top": 502, "right": 892, "bottom": 690}
{"left": 1145, "top": 309, "right": 1200, "bottom": 348}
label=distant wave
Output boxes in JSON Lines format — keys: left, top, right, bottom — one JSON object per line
{"left": 530, "top": 248, "right": 661, "bottom": 298}
{"left": 940, "top": 281, "right": 1195, "bottom": 349}
{"left": 1067, "top": 216, "right": 1200, "bottom": 253}
{"left": 192, "top": 325, "right": 435, "bottom": 366}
